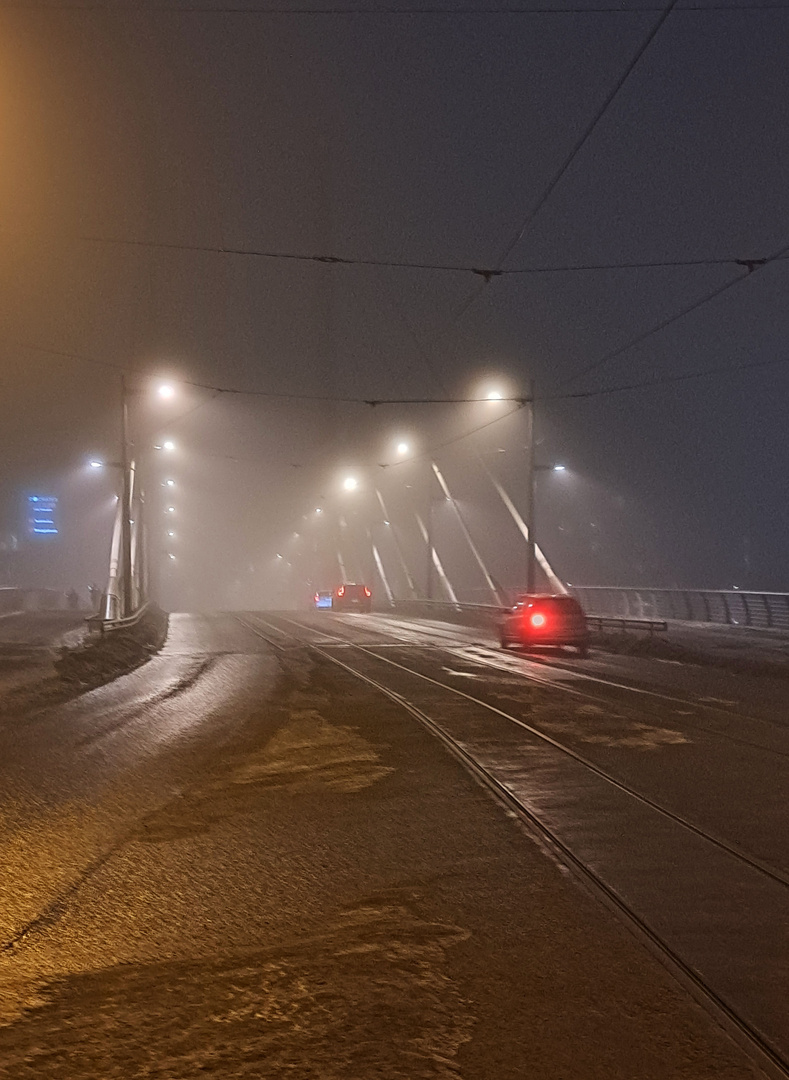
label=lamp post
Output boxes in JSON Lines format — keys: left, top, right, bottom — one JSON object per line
{"left": 118, "top": 378, "right": 176, "bottom": 616}
{"left": 525, "top": 378, "right": 536, "bottom": 595}
{"left": 120, "top": 376, "right": 134, "bottom": 617}
{"left": 524, "top": 383, "right": 568, "bottom": 595}
{"left": 425, "top": 468, "right": 438, "bottom": 600}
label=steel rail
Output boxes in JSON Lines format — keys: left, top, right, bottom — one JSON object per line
{"left": 251, "top": 613, "right": 789, "bottom": 887}
{"left": 446, "top": 643, "right": 789, "bottom": 757}
{"left": 235, "top": 612, "right": 789, "bottom": 1080}
{"left": 363, "top": 607, "right": 789, "bottom": 738}
{"left": 319, "top": 611, "right": 789, "bottom": 759}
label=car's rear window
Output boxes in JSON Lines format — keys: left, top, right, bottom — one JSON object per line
{"left": 544, "top": 597, "right": 584, "bottom": 614}
{"left": 515, "top": 595, "right": 584, "bottom": 615}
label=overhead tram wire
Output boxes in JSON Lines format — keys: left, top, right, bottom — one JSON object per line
{"left": 4, "top": 336, "right": 533, "bottom": 404}
{"left": 496, "top": 0, "right": 680, "bottom": 268}
{"left": 449, "top": 0, "right": 681, "bottom": 326}
{"left": 1, "top": 224, "right": 780, "bottom": 279}
{"left": 154, "top": 401, "right": 527, "bottom": 471}
{"left": 67, "top": 232, "right": 784, "bottom": 277}
{"left": 8, "top": 334, "right": 787, "bottom": 406}
{"left": 558, "top": 236, "right": 789, "bottom": 390}
{"left": 547, "top": 353, "right": 789, "bottom": 400}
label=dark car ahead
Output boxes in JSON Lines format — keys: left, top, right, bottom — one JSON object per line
{"left": 499, "top": 594, "right": 589, "bottom": 657}
{"left": 332, "top": 583, "right": 372, "bottom": 613}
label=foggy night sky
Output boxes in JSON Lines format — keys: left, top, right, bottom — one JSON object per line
{"left": 0, "top": 1, "right": 787, "bottom": 607}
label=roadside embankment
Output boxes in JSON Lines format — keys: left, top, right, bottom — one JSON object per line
{"left": 55, "top": 607, "right": 169, "bottom": 689}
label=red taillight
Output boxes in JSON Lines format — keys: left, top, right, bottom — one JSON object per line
{"left": 364, "top": 587, "right": 371, "bottom": 597}
{"left": 530, "top": 612, "right": 546, "bottom": 628}
{"left": 314, "top": 593, "right": 319, "bottom": 602}
{"left": 337, "top": 585, "right": 345, "bottom": 597}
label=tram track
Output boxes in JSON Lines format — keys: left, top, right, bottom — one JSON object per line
{"left": 238, "top": 611, "right": 789, "bottom": 1080}
{"left": 251, "top": 613, "right": 789, "bottom": 884}
{"left": 302, "top": 610, "right": 789, "bottom": 760}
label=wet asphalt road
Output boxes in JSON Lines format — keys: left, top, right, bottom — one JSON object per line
{"left": 0, "top": 611, "right": 782, "bottom": 1078}
{"left": 253, "top": 611, "right": 789, "bottom": 1068}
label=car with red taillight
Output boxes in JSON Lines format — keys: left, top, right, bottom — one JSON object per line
{"left": 499, "top": 594, "right": 589, "bottom": 657}
{"left": 332, "top": 583, "right": 372, "bottom": 613}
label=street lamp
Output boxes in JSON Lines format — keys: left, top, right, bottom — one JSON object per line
{"left": 115, "top": 376, "right": 180, "bottom": 616}
{"left": 396, "top": 441, "right": 410, "bottom": 456}
{"left": 343, "top": 476, "right": 358, "bottom": 492}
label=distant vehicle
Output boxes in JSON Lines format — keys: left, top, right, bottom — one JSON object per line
{"left": 332, "top": 583, "right": 372, "bottom": 613}
{"left": 499, "top": 594, "right": 589, "bottom": 657}
{"left": 314, "top": 590, "right": 333, "bottom": 610}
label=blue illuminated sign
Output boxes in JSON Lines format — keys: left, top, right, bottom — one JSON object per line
{"left": 27, "top": 495, "right": 58, "bottom": 538}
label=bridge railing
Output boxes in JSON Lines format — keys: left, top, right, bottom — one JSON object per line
{"left": 86, "top": 600, "right": 152, "bottom": 637}
{"left": 570, "top": 587, "right": 789, "bottom": 632}
{"left": 385, "top": 598, "right": 667, "bottom": 636}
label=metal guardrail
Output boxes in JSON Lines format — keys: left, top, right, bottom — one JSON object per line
{"left": 387, "top": 599, "right": 667, "bottom": 635}
{"left": 390, "top": 599, "right": 505, "bottom": 612}
{"left": 586, "top": 615, "right": 667, "bottom": 636}
{"left": 571, "top": 587, "right": 789, "bottom": 632}
{"left": 86, "top": 601, "right": 152, "bottom": 637}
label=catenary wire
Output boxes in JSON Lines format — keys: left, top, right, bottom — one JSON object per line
{"left": 5, "top": 336, "right": 788, "bottom": 405}
{"left": 64, "top": 232, "right": 783, "bottom": 277}
{"left": 449, "top": 0, "right": 679, "bottom": 324}
{"left": 546, "top": 354, "right": 789, "bottom": 399}
{"left": 559, "top": 237, "right": 789, "bottom": 388}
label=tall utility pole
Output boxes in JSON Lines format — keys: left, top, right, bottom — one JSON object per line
{"left": 120, "top": 376, "right": 134, "bottom": 618}
{"left": 525, "top": 379, "right": 537, "bottom": 595}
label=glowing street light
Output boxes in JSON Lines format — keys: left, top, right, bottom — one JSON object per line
{"left": 163, "top": 440, "right": 176, "bottom": 451}
{"left": 343, "top": 476, "right": 358, "bottom": 492}
{"left": 165, "top": 479, "right": 175, "bottom": 487}
{"left": 157, "top": 383, "right": 176, "bottom": 400}
{"left": 553, "top": 464, "right": 567, "bottom": 472}
{"left": 396, "top": 441, "right": 410, "bottom": 456}
{"left": 486, "top": 390, "right": 503, "bottom": 401}
{"left": 89, "top": 460, "right": 103, "bottom": 469}
{"left": 167, "top": 531, "right": 175, "bottom": 537}
{"left": 167, "top": 506, "right": 175, "bottom": 513}
{"left": 168, "top": 553, "right": 176, "bottom": 560}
